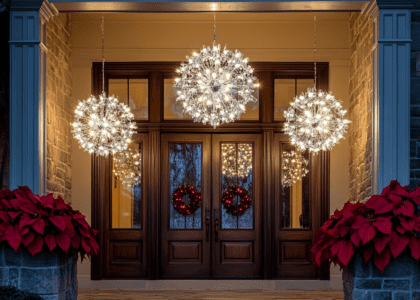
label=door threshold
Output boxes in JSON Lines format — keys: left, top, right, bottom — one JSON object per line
{"left": 80, "top": 276, "right": 342, "bottom": 291}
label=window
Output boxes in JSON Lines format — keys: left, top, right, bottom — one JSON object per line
{"left": 108, "top": 78, "right": 148, "bottom": 120}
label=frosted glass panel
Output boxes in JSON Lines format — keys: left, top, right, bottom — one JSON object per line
{"left": 274, "top": 79, "right": 295, "bottom": 121}
{"left": 129, "top": 79, "right": 148, "bottom": 120}
{"left": 221, "top": 143, "right": 254, "bottom": 229}
{"left": 109, "top": 78, "right": 148, "bottom": 120}
{"left": 112, "top": 143, "right": 142, "bottom": 229}
{"left": 169, "top": 143, "right": 202, "bottom": 229}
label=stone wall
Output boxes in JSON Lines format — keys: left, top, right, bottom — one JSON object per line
{"left": 46, "top": 14, "right": 72, "bottom": 202}
{"left": 348, "top": 13, "right": 374, "bottom": 203}
{"left": 0, "top": 245, "right": 78, "bottom": 299}
{"left": 411, "top": 10, "right": 420, "bottom": 190}
{"left": 0, "top": 3, "right": 9, "bottom": 190}
{"left": 343, "top": 254, "right": 420, "bottom": 300}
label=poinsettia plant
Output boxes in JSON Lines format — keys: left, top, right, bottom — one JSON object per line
{"left": 311, "top": 180, "right": 420, "bottom": 272}
{"left": 0, "top": 186, "right": 98, "bottom": 260}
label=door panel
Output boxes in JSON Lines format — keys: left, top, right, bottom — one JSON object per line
{"left": 160, "top": 134, "right": 211, "bottom": 278}
{"left": 212, "top": 134, "right": 262, "bottom": 278}
{"left": 104, "top": 134, "right": 148, "bottom": 278}
{"left": 274, "top": 133, "right": 327, "bottom": 279}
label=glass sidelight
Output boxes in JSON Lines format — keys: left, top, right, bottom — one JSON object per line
{"left": 111, "top": 143, "right": 142, "bottom": 229}
{"left": 220, "top": 143, "right": 254, "bottom": 229}
{"left": 280, "top": 144, "right": 310, "bottom": 229}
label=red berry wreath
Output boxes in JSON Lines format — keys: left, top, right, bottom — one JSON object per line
{"left": 221, "top": 185, "right": 252, "bottom": 216}
{"left": 172, "top": 184, "right": 201, "bottom": 216}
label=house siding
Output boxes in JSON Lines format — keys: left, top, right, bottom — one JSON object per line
{"left": 0, "top": 3, "right": 9, "bottom": 190}
{"left": 411, "top": 9, "right": 420, "bottom": 190}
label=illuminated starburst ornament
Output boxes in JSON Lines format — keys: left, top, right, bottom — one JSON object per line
{"left": 174, "top": 13, "right": 258, "bottom": 128}
{"left": 222, "top": 144, "right": 252, "bottom": 178}
{"left": 281, "top": 150, "right": 309, "bottom": 188}
{"left": 113, "top": 148, "right": 142, "bottom": 186}
{"left": 284, "top": 14, "right": 350, "bottom": 153}
{"left": 71, "top": 15, "right": 137, "bottom": 157}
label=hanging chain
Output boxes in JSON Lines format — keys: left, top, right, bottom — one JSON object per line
{"left": 102, "top": 14, "right": 105, "bottom": 94}
{"left": 213, "top": 12, "right": 216, "bottom": 45}
{"left": 314, "top": 13, "right": 317, "bottom": 89}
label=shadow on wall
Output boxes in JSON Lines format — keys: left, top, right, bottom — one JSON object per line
{"left": 0, "top": 4, "right": 9, "bottom": 190}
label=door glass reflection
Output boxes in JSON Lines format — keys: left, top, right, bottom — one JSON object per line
{"left": 281, "top": 144, "right": 310, "bottom": 229}
{"left": 112, "top": 143, "right": 142, "bottom": 229}
{"left": 221, "top": 143, "right": 254, "bottom": 229}
{"left": 169, "top": 143, "right": 202, "bottom": 229}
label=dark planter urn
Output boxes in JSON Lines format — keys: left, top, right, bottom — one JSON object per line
{"left": 343, "top": 252, "right": 420, "bottom": 300}
{"left": 0, "top": 244, "right": 78, "bottom": 300}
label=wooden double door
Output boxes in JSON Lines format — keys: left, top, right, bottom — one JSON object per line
{"left": 160, "top": 134, "right": 262, "bottom": 279}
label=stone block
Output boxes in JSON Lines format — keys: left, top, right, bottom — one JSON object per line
{"left": 20, "top": 267, "right": 61, "bottom": 294}
{"left": 413, "top": 291, "right": 420, "bottom": 300}
{"left": 0, "top": 267, "right": 9, "bottom": 283}
{"left": 21, "top": 249, "right": 60, "bottom": 267}
{"left": 411, "top": 159, "right": 420, "bottom": 170}
{"left": 382, "top": 279, "right": 410, "bottom": 290}
{"left": 412, "top": 140, "right": 418, "bottom": 157}
{"left": 393, "top": 291, "right": 411, "bottom": 300}
{"left": 354, "top": 254, "right": 371, "bottom": 278}
{"left": 371, "top": 256, "right": 413, "bottom": 278}
{"left": 355, "top": 279, "right": 382, "bottom": 289}
{"left": 371, "top": 291, "right": 391, "bottom": 300}
{"left": 4, "top": 245, "right": 22, "bottom": 266}
{"left": 412, "top": 23, "right": 420, "bottom": 52}
{"left": 353, "top": 290, "right": 371, "bottom": 300}
{"left": 9, "top": 267, "right": 19, "bottom": 287}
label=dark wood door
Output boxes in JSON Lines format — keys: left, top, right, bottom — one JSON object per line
{"left": 160, "top": 134, "right": 212, "bottom": 278}
{"left": 160, "top": 133, "right": 262, "bottom": 278}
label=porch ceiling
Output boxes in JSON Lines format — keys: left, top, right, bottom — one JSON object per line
{"left": 50, "top": 1, "right": 368, "bottom": 13}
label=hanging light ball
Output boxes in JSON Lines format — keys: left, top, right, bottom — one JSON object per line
{"left": 284, "top": 87, "right": 351, "bottom": 153}
{"left": 174, "top": 43, "right": 259, "bottom": 128}
{"left": 113, "top": 148, "right": 142, "bottom": 186}
{"left": 281, "top": 150, "right": 309, "bottom": 188}
{"left": 71, "top": 92, "right": 137, "bottom": 156}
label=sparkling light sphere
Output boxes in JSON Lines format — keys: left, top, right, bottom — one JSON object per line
{"left": 284, "top": 87, "right": 351, "bottom": 153}
{"left": 71, "top": 92, "right": 137, "bottom": 156}
{"left": 281, "top": 150, "right": 309, "bottom": 188}
{"left": 222, "top": 144, "right": 252, "bottom": 178}
{"left": 174, "top": 43, "right": 259, "bottom": 128}
{"left": 113, "top": 148, "right": 142, "bottom": 186}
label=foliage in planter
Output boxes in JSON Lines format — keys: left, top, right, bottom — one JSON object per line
{"left": 0, "top": 286, "right": 43, "bottom": 300}
{"left": 311, "top": 180, "right": 420, "bottom": 272}
{"left": 0, "top": 186, "right": 98, "bottom": 260}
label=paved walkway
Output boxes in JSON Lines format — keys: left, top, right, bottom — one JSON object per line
{"left": 78, "top": 289, "right": 344, "bottom": 300}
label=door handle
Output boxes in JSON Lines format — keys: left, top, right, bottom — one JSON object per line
{"left": 205, "top": 209, "right": 210, "bottom": 242}
{"left": 214, "top": 208, "right": 219, "bottom": 242}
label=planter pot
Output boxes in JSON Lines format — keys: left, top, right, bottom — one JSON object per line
{"left": 0, "top": 243, "right": 78, "bottom": 300}
{"left": 343, "top": 252, "right": 420, "bottom": 300}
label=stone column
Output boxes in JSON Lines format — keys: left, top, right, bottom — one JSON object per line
{"left": 363, "top": 0, "right": 416, "bottom": 194}
{"left": 9, "top": 0, "right": 58, "bottom": 195}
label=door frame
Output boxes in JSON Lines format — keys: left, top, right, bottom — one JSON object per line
{"left": 91, "top": 62, "right": 330, "bottom": 280}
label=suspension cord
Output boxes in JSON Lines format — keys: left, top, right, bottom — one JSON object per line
{"left": 213, "top": 12, "right": 216, "bottom": 45}
{"left": 102, "top": 14, "right": 105, "bottom": 94}
{"left": 314, "top": 13, "right": 317, "bottom": 89}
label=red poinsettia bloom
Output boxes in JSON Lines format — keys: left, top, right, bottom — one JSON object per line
{"left": 311, "top": 181, "right": 420, "bottom": 272}
{"left": 0, "top": 186, "right": 99, "bottom": 260}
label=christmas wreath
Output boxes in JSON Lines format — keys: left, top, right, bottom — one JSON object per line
{"left": 221, "top": 185, "right": 252, "bottom": 216}
{"left": 172, "top": 184, "right": 201, "bottom": 216}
